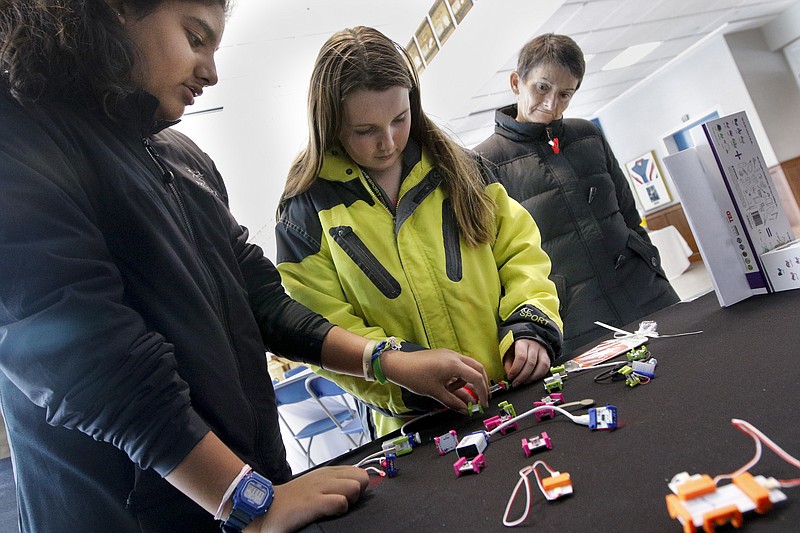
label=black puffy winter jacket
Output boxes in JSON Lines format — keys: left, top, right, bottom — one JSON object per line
{"left": 476, "top": 105, "right": 679, "bottom": 356}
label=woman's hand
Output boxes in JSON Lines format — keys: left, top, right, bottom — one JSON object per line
{"left": 254, "top": 466, "right": 369, "bottom": 533}
{"left": 379, "top": 348, "right": 490, "bottom": 414}
{"left": 502, "top": 338, "right": 551, "bottom": 387}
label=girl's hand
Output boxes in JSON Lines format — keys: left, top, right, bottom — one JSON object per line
{"left": 380, "top": 348, "right": 490, "bottom": 414}
{"left": 502, "top": 339, "right": 550, "bottom": 387}
{"left": 254, "top": 466, "right": 369, "bottom": 533}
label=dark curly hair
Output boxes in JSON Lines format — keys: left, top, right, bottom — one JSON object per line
{"left": 0, "top": 0, "right": 231, "bottom": 114}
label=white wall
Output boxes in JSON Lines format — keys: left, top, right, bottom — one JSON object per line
{"left": 761, "top": 0, "right": 800, "bottom": 50}
{"left": 172, "top": 0, "right": 433, "bottom": 258}
{"left": 726, "top": 29, "right": 800, "bottom": 163}
{"left": 175, "top": 66, "right": 309, "bottom": 256}
{"left": 785, "top": 38, "right": 800, "bottom": 90}
{"left": 595, "top": 34, "right": 776, "bottom": 204}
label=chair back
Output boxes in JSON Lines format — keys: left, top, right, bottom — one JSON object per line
{"left": 305, "top": 375, "right": 348, "bottom": 398}
{"left": 273, "top": 370, "right": 367, "bottom": 470}
{"left": 305, "top": 375, "right": 366, "bottom": 442}
{"left": 284, "top": 365, "right": 307, "bottom": 378}
{"left": 274, "top": 366, "right": 312, "bottom": 406}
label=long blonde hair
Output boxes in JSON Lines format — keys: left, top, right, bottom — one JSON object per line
{"left": 280, "top": 26, "right": 494, "bottom": 246}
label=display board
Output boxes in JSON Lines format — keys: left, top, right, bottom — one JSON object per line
{"left": 663, "top": 110, "right": 795, "bottom": 306}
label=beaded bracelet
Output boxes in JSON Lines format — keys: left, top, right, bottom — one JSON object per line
{"left": 371, "top": 337, "right": 402, "bottom": 385}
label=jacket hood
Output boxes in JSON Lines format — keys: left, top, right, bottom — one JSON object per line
{"left": 494, "top": 104, "right": 564, "bottom": 143}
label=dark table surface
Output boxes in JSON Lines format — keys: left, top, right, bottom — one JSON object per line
{"left": 301, "top": 290, "right": 800, "bottom": 532}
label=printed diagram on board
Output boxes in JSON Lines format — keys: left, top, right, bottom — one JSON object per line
{"left": 707, "top": 114, "right": 794, "bottom": 256}
{"left": 726, "top": 157, "right": 781, "bottom": 253}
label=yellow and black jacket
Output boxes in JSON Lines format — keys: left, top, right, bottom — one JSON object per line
{"left": 276, "top": 143, "right": 562, "bottom": 435}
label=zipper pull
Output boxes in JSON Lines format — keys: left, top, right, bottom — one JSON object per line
{"left": 545, "top": 127, "right": 560, "bottom": 154}
{"left": 142, "top": 138, "right": 175, "bottom": 183}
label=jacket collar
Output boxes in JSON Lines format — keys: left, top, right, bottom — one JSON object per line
{"left": 320, "top": 138, "right": 426, "bottom": 184}
{"left": 110, "top": 90, "right": 180, "bottom": 137}
{"left": 2, "top": 83, "right": 178, "bottom": 138}
{"left": 494, "top": 104, "right": 564, "bottom": 143}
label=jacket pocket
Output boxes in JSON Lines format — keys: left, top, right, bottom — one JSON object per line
{"left": 330, "top": 226, "right": 402, "bottom": 298}
{"left": 622, "top": 230, "right": 668, "bottom": 278}
{"left": 441, "top": 199, "right": 463, "bottom": 282}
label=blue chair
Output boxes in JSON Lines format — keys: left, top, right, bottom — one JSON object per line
{"left": 283, "top": 365, "right": 308, "bottom": 379}
{"left": 273, "top": 367, "right": 366, "bottom": 468}
{"left": 305, "top": 375, "right": 367, "bottom": 445}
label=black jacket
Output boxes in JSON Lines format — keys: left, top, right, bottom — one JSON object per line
{"left": 475, "top": 105, "right": 679, "bottom": 356}
{"left": 0, "top": 90, "right": 332, "bottom": 531}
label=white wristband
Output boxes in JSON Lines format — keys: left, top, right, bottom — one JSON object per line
{"left": 214, "top": 464, "right": 252, "bottom": 521}
{"left": 362, "top": 340, "right": 377, "bottom": 381}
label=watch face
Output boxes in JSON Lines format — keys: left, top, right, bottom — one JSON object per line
{"left": 242, "top": 479, "right": 270, "bottom": 506}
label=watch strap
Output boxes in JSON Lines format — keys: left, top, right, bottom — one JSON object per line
{"left": 220, "top": 508, "right": 252, "bottom": 532}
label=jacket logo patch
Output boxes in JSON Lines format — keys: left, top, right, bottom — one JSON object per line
{"left": 185, "top": 167, "right": 218, "bottom": 197}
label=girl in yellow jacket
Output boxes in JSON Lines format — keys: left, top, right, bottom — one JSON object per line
{"left": 276, "top": 26, "right": 562, "bottom": 437}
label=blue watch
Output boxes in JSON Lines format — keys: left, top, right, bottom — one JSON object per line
{"left": 221, "top": 471, "right": 274, "bottom": 532}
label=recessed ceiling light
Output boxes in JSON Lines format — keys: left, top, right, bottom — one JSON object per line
{"left": 601, "top": 41, "right": 662, "bottom": 71}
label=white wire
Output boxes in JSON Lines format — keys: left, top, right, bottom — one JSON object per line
{"left": 595, "top": 320, "right": 703, "bottom": 339}
{"left": 487, "top": 405, "right": 589, "bottom": 437}
{"left": 731, "top": 419, "right": 800, "bottom": 469}
{"left": 503, "top": 461, "right": 558, "bottom": 527}
{"left": 594, "top": 321, "right": 635, "bottom": 337}
{"left": 713, "top": 418, "right": 800, "bottom": 487}
{"left": 503, "top": 468, "right": 532, "bottom": 527}
{"left": 566, "top": 360, "right": 625, "bottom": 373}
{"left": 353, "top": 447, "right": 394, "bottom": 468}
{"left": 399, "top": 409, "right": 445, "bottom": 435}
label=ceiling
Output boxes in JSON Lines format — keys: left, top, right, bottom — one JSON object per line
{"left": 210, "top": 0, "right": 797, "bottom": 148}
{"left": 446, "top": 0, "right": 798, "bottom": 146}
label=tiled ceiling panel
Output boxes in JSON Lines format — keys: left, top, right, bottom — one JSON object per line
{"left": 556, "top": 0, "right": 624, "bottom": 35}
{"left": 441, "top": 0, "right": 797, "bottom": 145}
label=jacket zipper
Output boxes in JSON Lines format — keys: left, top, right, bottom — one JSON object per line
{"left": 142, "top": 138, "right": 196, "bottom": 239}
{"left": 142, "top": 137, "right": 234, "bottom": 338}
{"left": 330, "top": 226, "right": 401, "bottom": 298}
{"left": 362, "top": 170, "right": 397, "bottom": 217}
{"left": 141, "top": 138, "right": 263, "bottom": 444}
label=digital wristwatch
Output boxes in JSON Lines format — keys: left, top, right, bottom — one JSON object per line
{"left": 221, "top": 471, "right": 274, "bottom": 532}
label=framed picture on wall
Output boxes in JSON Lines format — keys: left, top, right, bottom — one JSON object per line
{"left": 625, "top": 151, "right": 672, "bottom": 213}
